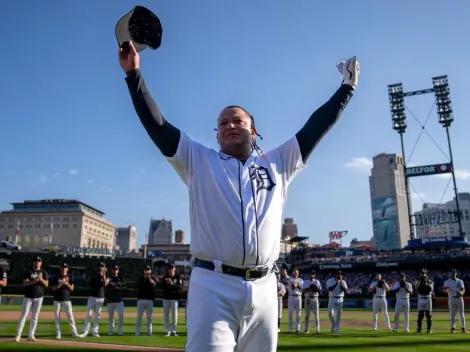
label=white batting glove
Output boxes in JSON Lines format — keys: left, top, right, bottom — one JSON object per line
{"left": 336, "top": 56, "right": 360, "bottom": 89}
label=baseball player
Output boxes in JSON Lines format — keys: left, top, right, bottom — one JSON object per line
{"left": 415, "top": 268, "right": 434, "bottom": 333}
{"left": 302, "top": 270, "right": 322, "bottom": 334}
{"left": 15, "top": 256, "right": 49, "bottom": 342}
{"left": 106, "top": 264, "right": 126, "bottom": 336}
{"left": 161, "top": 264, "right": 182, "bottom": 336}
{"left": 120, "top": 39, "right": 358, "bottom": 351}
{"left": 0, "top": 265, "right": 7, "bottom": 289}
{"left": 443, "top": 269, "right": 468, "bottom": 333}
{"left": 327, "top": 271, "right": 348, "bottom": 333}
{"left": 392, "top": 272, "right": 413, "bottom": 332}
{"left": 82, "top": 262, "right": 109, "bottom": 337}
{"left": 287, "top": 269, "right": 303, "bottom": 333}
{"left": 368, "top": 273, "right": 391, "bottom": 331}
{"left": 50, "top": 262, "right": 81, "bottom": 339}
{"left": 135, "top": 265, "right": 157, "bottom": 336}
{"left": 276, "top": 274, "right": 286, "bottom": 332}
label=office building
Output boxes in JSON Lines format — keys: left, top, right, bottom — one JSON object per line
{"left": 116, "top": 225, "right": 137, "bottom": 253}
{"left": 148, "top": 218, "right": 173, "bottom": 245}
{"left": 0, "top": 199, "right": 115, "bottom": 249}
{"left": 174, "top": 230, "right": 185, "bottom": 244}
{"left": 281, "top": 218, "right": 298, "bottom": 240}
{"left": 369, "top": 153, "right": 411, "bottom": 249}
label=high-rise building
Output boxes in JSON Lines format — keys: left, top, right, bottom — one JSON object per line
{"left": 414, "top": 193, "right": 470, "bottom": 238}
{"left": 369, "top": 153, "right": 411, "bottom": 249}
{"left": 0, "top": 199, "right": 115, "bottom": 249}
{"left": 116, "top": 225, "right": 137, "bottom": 253}
{"left": 148, "top": 218, "right": 173, "bottom": 245}
{"left": 174, "top": 230, "right": 185, "bottom": 244}
{"left": 281, "top": 218, "right": 298, "bottom": 240}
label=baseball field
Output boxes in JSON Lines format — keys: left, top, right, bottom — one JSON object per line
{"left": 0, "top": 303, "right": 468, "bottom": 351}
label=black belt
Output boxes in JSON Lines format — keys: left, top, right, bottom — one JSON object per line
{"left": 375, "top": 296, "right": 385, "bottom": 298}
{"left": 290, "top": 294, "right": 302, "bottom": 297}
{"left": 194, "top": 258, "right": 275, "bottom": 281}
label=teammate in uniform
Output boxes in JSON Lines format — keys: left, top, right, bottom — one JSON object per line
{"left": 392, "top": 272, "right": 412, "bottom": 332}
{"left": 368, "top": 273, "right": 391, "bottom": 331}
{"left": 106, "top": 264, "right": 126, "bottom": 336}
{"left": 161, "top": 264, "right": 182, "bottom": 336}
{"left": 0, "top": 265, "right": 7, "bottom": 289}
{"left": 15, "top": 256, "right": 49, "bottom": 342}
{"left": 82, "top": 262, "right": 109, "bottom": 337}
{"left": 302, "top": 270, "right": 322, "bottom": 334}
{"left": 50, "top": 262, "right": 81, "bottom": 339}
{"left": 287, "top": 269, "right": 303, "bottom": 333}
{"left": 443, "top": 269, "right": 468, "bottom": 333}
{"left": 327, "top": 271, "right": 348, "bottom": 333}
{"left": 119, "top": 39, "right": 359, "bottom": 351}
{"left": 135, "top": 265, "right": 157, "bottom": 336}
{"left": 415, "top": 268, "right": 434, "bottom": 333}
{"left": 276, "top": 274, "right": 286, "bottom": 332}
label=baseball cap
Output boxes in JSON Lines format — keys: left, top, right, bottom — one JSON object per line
{"left": 115, "top": 6, "right": 162, "bottom": 53}
{"left": 60, "top": 262, "right": 68, "bottom": 268}
{"left": 97, "top": 262, "right": 106, "bottom": 268}
{"left": 33, "top": 256, "right": 42, "bottom": 262}
{"left": 310, "top": 270, "right": 316, "bottom": 276}
{"left": 112, "top": 265, "right": 119, "bottom": 270}
{"left": 144, "top": 265, "right": 151, "bottom": 270}
{"left": 168, "top": 264, "right": 175, "bottom": 269}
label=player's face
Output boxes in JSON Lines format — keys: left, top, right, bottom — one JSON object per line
{"left": 376, "top": 274, "right": 381, "bottom": 281}
{"left": 293, "top": 270, "right": 299, "bottom": 278}
{"left": 33, "top": 260, "right": 41, "bottom": 270}
{"left": 60, "top": 267, "right": 68, "bottom": 276}
{"left": 113, "top": 269, "right": 119, "bottom": 276}
{"left": 217, "top": 107, "right": 254, "bottom": 156}
{"left": 168, "top": 267, "right": 176, "bottom": 276}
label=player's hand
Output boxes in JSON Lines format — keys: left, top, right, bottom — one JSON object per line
{"left": 166, "top": 278, "right": 172, "bottom": 284}
{"left": 337, "top": 56, "right": 359, "bottom": 89}
{"left": 119, "top": 41, "right": 140, "bottom": 73}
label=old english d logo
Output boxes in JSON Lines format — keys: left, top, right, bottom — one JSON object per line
{"left": 249, "top": 165, "right": 276, "bottom": 194}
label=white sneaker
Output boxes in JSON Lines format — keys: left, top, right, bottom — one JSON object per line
{"left": 28, "top": 335, "right": 36, "bottom": 342}
{"left": 165, "top": 332, "right": 171, "bottom": 337}
{"left": 92, "top": 332, "right": 100, "bottom": 337}
{"left": 336, "top": 56, "right": 359, "bottom": 89}
{"left": 14, "top": 335, "right": 20, "bottom": 342}
{"left": 56, "top": 333, "right": 61, "bottom": 340}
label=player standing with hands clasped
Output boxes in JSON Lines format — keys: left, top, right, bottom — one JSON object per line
{"left": 82, "top": 262, "right": 109, "bottom": 337}
{"left": 276, "top": 275, "right": 286, "bottom": 332}
{"left": 444, "top": 269, "right": 468, "bottom": 333}
{"left": 161, "top": 264, "right": 182, "bottom": 336}
{"left": 135, "top": 265, "right": 156, "bottom": 336}
{"left": 15, "top": 256, "right": 49, "bottom": 342}
{"left": 51, "top": 262, "right": 82, "bottom": 339}
{"left": 327, "top": 271, "right": 348, "bottom": 334}
{"left": 369, "top": 273, "right": 391, "bottom": 331}
{"left": 106, "top": 264, "right": 126, "bottom": 336}
{"left": 303, "top": 270, "right": 322, "bottom": 334}
{"left": 415, "top": 268, "right": 434, "bottom": 333}
{"left": 392, "top": 272, "right": 412, "bottom": 332}
{"left": 287, "top": 269, "right": 303, "bottom": 333}
{"left": 119, "top": 35, "right": 359, "bottom": 350}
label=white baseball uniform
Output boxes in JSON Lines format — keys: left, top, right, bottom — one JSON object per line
{"left": 392, "top": 281, "right": 413, "bottom": 331}
{"left": 369, "top": 280, "right": 391, "bottom": 330}
{"left": 327, "top": 278, "right": 348, "bottom": 333}
{"left": 277, "top": 282, "right": 286, "bottom": 319}
{"left": 303, "top": 278, "right": 321, "bottom": 333}
{"left": 287, "top": 277, "right": 304, "bottom": 332}
{"left": 444, "top": 278, "right": 466, "bottom": 330}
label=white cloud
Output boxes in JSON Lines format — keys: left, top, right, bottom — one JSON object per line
{"left": 69, "top": 169, "right": 78, "bottom": 175}
{"left": 434, "top": 169, "right": 470, "bottom": 180}
{"left": 344, "top": 157, "right": 373, "bottom": 172}
{"left": 88, "top": 180, "right": 95, "bottom": 184}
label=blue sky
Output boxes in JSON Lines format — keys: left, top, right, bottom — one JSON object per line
{"left": 1, "top": 1, "right": 469, "bottom": 248}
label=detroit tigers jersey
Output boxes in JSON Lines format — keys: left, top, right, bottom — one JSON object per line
{"left": 444, "top": 278, "right": 465, "bottom": 298}
{"left": 288, "top": 277, "right": 304, "bottom": 296}
{"left": 392, "top": 281, "right": 413, "bottom": 299}
{"left": 303, "top": 279, "right": 322, "bottom": 298}
{"left": 167, "top": 133, "right": 305, "bottom": 267}
{"left": 369, "top": 281, "right": 389, "bottom": 297}
{"left": 327, "top": 278, "right": 348, "bottom": 298}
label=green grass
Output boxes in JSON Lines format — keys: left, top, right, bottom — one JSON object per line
{"left": 0, "top": 304, "right": 468, "bottom": 351}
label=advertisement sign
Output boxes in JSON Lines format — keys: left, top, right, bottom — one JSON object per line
{"left": 406, "top": 236, "right": 469, "bottom": 249}
{"left": 371, "top": 196, "right": 398, "bottom": 249}
{"left": 405, "top": 163, "right": 452, "bottom": 178}
{"left": 318, "top": 263, "right": 353, "bottom": 271}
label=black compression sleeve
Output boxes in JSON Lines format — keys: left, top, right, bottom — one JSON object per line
{"left": 295, "top": 84, "right": 354, "bottom": 163}
{"left": 125, "top": 69, "right": 181, "bottom": 158}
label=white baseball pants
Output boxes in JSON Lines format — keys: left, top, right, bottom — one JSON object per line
{"left": 288, "top": 295, "right": 302, "bottom": 332}
{"left": 83, "top": 297, "right": 105, "bottom": 335}
{"left": 53, "top": 300, "right": 79, "bottom": 336}
{"left": 185, "top": 266, "right": 277, "bottom": 352}
{"left": 372, "top": 297, "right": 390, "bottom": 330}
{"left": 449, "top": 297, "right": 466, "bottom": 329}
{"left": 16, "top": 297, "right": 43, "bottom": 337}
{"left": 394, "top": 298, "right": 410, "bottom": 331}
{"left": 328, "top": 299, "right": 343, "bottom": 333}
{"left": 304, "top": 297, "right": 320, "bottom": 333}
{"left": 277, "top": 297, "right": 283, "bottom": 319}
{"left": 163, "top": 299, "right": 178, "bottom": 334}
{"left": 107, "top": 302, "right": 124, "bottom": 335}
{"left": 135, "top": 299, "right": 153, "bottom": 335}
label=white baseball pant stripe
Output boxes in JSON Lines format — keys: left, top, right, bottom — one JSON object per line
{"left": 288, "top": 295, "right": 302, "bottom": 332}
{"left": 328, "top": 299, "right": 343, "bottom": 332}
{"left": 394, "top": 298, "right": 410, "bottom": 331}
{"left": 16, "top": 297, "right": 43, "bottom": 337}
{"left": 135, "top": 299, "right": 153, "bottom": 335}
{"left": 163, "top": 299, "right": 178, "bottom": 334}
{"left": 449, "top": 297, "right": 466, "bottom": 329}
{"left": 53, "top": 300, "right": 79, "bottom": 335}
{"left": 372, "top": 297, "right": 390, "bottom": 329}
{"left": 107, "top": 302, "right": 124, "bottom": 334}
{"left": 83, "top": 297, "right": 105, "bottom": 335}
{"left": 185, "top": 266, "right": 277, "bottom": 352}
{"left": 304, "top": 297, "right": 320, "bottom": 332}
{"left": 278, "top": 297, "right": 283, "bottom": 318}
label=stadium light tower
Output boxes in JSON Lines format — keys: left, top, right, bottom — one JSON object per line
{"left": 433, "top": 75, "right": 463, "bottom": 236}
{"left": 388, "top": 83, "right": 415, "bottom": 239}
